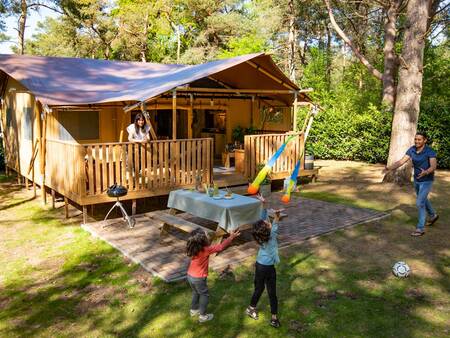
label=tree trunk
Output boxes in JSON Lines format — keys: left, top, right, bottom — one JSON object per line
{"left": 287, "top": 0, "right": 296, "bottom": 82}
{"left": 383, "top": 0, "right": 431, "bottom": 184}
{"left": 18, "top": 0, "right": 27, "bottom": 55}
{"left": 381, "top": 0, "right": 400, "bottom": 110}
{"left": 141, "top": 12, "right": 149, "bottom": 62}
{"left": 326, "top": 24, "right": 332, "bottom": 90}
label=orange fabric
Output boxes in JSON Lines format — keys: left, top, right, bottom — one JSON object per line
{"left": 187, "top": 237, "right": 233, "bottom": 278}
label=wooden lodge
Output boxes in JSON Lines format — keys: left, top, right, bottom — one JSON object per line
{"left": 0, "top": 53, "right": 318, "bottom": 222}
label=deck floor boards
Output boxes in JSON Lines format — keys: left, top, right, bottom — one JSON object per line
{"left": 82, "top": 193, "right": 388, "bottom": 282}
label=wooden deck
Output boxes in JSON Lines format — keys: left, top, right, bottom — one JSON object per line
{"left": 82, "top": 193, "right": 388, "bottom": 282}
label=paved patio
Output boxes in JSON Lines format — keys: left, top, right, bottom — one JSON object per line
{"left": 82, "top": 193, "right": 388, "bottom": 282}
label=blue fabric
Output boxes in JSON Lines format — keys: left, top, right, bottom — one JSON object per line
{"left": 414, "top": 181, "right": 436, "bottom": 231}
{"left": 406, "top": 145, "right": 437, "bottom": 182}
{"left": 256, "top": 209, "right": 280, "bottom": 265}
{"left": 167, "top": 189, "right": 262, "bottom": 231}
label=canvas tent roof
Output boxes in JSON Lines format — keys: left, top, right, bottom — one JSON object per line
{"left": 0, "top": 53, "right": 304, "bottom": 107}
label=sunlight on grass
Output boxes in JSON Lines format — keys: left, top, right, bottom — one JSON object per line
{"left": 1, "top": 164, "right": 449, "bottom": 337}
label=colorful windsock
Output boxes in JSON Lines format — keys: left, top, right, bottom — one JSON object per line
{"left": 281, "top": 159, "right": 301, "bottom": 203}
{"left": 248, "top": 135, "right": 296, "bottom": 194}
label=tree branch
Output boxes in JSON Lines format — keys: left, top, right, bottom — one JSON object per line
{"left": 323, "top": 0, "right": 383, "bottom": 80}
{"left": 27, "top": 3, "right": 63, "bottom": 14}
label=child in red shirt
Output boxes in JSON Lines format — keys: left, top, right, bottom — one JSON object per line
{"left": 186, "top": 228, "right": 240, "bottom": 323}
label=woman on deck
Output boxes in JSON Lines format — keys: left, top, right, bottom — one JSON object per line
{"left": 384, "top": 131, "right": 439, "bottom": 236}
{"left": 127, "top": 113, "right": 151, "bottom": 142}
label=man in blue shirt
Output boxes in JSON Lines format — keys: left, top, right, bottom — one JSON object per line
{"left": 384, "top": 132, "right": 439, "bottom": 236}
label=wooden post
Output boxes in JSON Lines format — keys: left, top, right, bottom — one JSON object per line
{"left": 64, "top": 197, "right": 69, "bottom": 218}
{"left": 42, "top": 185, "right": 47, "bottom": 205}
{"left": 25, "top": 177, "right": 29, "bottom": 189}
{"left": 33, "top": 180, "right": 36, "bottom": 198}
{"left": 39, "top": 107, "right": 47, "bottom": 205}
{"left": 132, "top": 199, "right": 136, "bottom": 216}
{"left": 82, "top": 205, "right": 87, "bottom": 224}
{"left": 188, "top": 94, "right": 193, "bottom": 139}
{"left": 119, "top": 111, "right": 125, "bottom": 142}
{"left": 250, "top": 96, "right": 255, "bottom": 126}
{"left": 172, "top": 90, "right": 177, "bottom": 140}
{"left": 300, "top": 133, "right": 305, "bottom": 170}
{"left": 293, "top": 91, "right": 298, "bottom": 132}
{"left": 51, "top": 189, "right": 55, "bottom": 209}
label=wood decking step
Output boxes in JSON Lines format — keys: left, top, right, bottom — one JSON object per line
{"left": 147, "top": 211, "right": 213, "bottom": 235}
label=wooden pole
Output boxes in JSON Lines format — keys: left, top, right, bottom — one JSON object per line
{"left": 250, "top": 96, "right": 254, "bottom": 126}
{"left": 176, "top": 87, "right": 298, "bottom": 95}
{"left": 300, "top": 133, "right": 305, "bottom": 170}
{"left": 41, "top": 112, "right": 47, "bottom": 205}
{"left": 51, "top": 189, "right": 55, "bottom": 209}
{"left": 246, "top": 61, "right": 297, "bottom": 90}
{"left": 293, "top": 92, "right": 298, "bottom": 132}
{"left": 172, "top": 90, "right": 177, "bottom": 140}
{"left": 64, "top": 196, "right": 69, "bottom": 218}
{"left": 82, "top": 205, "right": 87, "bottom": 224}
{"left": 132, "top": 199, "right": 136, "bottom": 216}
{"left": 188, "top": 94, "right": 194, "bottom": 139}
{"left": 119, "top": 111, "right": 125, "bottom": 142}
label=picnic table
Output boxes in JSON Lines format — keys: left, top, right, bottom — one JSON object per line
{"left": 149, "top": 189, "right": 262, "bottom": 243}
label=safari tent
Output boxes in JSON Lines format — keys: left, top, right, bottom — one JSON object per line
{"left": 0, "top": 52, "right": 317, "bottom": 221}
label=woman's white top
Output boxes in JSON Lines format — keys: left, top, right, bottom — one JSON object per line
{"left": 127, "top": 123, "right": 150, "bottom": 141}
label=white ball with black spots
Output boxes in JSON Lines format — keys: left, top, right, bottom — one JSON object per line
{"left": 392, "top": 261, "right": 411, "bottom": 278}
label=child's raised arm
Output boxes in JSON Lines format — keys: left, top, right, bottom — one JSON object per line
{"left": 206, "top": 229, "right": 241, "bottom": 254}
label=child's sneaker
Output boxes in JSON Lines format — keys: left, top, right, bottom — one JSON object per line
{"left": 270, "top": 318, "right": 281, "bottom": 328}
{"left": 190, "top": 309, "right": 200, "bottom": 317}
{"left": 246, "top": 306, "right": 259, "bottom": 320}
{"left": 198, "top": 313, "right": 214, "bottom": 323}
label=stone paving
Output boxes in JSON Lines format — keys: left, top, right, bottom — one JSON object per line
{"left": 82, "top": 193, "right": 388, "bottom": 282}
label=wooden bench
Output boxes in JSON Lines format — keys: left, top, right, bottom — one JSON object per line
{"left": 147, "top": 210, "right": 214, "bottom": 241}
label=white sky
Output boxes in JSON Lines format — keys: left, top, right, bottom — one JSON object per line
{"left": 0, "top": 7, "right": 59, "bottom": 54}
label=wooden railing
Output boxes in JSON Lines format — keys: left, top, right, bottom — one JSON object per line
{"left": 45, "top": 139, "right": 85, "bottom": 203}
{"left": 244, "top": 132, "right": 304, "bottom": 179}
{"left": 81, "top": 138, "right": 213, "bottom": 202}
{"left": 44, "top": 138, "right": 213, "bottom": 205}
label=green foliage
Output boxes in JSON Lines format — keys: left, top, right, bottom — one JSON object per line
{"left": 419, "top": 42, "right": 450, "bottom": 169}
{"left": 304, "top": 101, "right": 391, "bottom": 164}
{"left": 1, "top": 167, "right": 450, "bottom": 337}
{"left": 232, "top": 125, "right": 245, "bottom": 143}
{"left": 299, "top": 44, "right": 449, "bottom": 169}
{"left": 232, "top": 125, "right": 257, "bottom": 143}
{"left": 218, "top": 35, "right": 268, "bottom": 58}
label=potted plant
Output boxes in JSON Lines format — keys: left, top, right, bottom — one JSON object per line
{"left": 254, "top": 163, "right": 272, "bottom": 197}
{"left": 305, "top": 143, "right": 314, "bottom": 170}
{"left": 232, "top": 126, "right": 245, "bottom": 146}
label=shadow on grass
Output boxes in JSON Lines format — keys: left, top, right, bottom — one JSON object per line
{"left": 0, "top": 167, "right": 449, "bottom": 337}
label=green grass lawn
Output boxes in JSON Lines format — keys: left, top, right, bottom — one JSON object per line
{"left": 0, "top": 162, "right": 449, "bottom": 337}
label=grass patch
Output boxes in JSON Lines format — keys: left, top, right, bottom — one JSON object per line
{"left": 297, "top": 190, "right": 387, "bottom": 211}
{"left": 0, "top": 163, "right": 449, "bottom": 337}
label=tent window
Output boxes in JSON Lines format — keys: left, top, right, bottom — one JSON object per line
{"left": 23, "top": 107, "right": 33, "bottom": 140}
{"left": 59, "top": 110, "right": 99, "bottom": 141}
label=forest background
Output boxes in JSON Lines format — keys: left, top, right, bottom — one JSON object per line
{"left": 0, "top": 0, "right": 449, "bottom": 170}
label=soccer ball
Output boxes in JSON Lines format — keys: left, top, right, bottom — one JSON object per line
{"left": 392, "top": 261, "right": 411, "bottom": 278}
